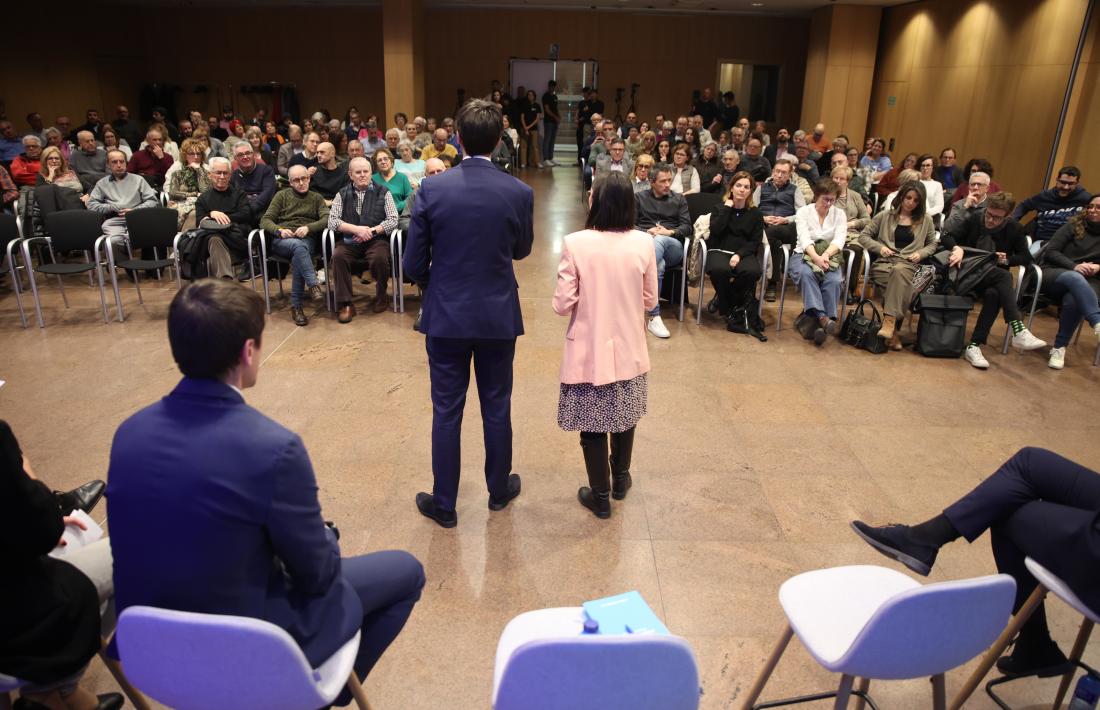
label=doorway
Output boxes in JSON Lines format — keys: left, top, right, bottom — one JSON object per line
{"left": 717, "top": 61, "right": 780, "bottom": 122}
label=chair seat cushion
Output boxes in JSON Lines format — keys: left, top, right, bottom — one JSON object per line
{"left": 779, "top": 565, "right": 919, "bottom": 668}
{"left": 36, "top": 263, "right": 97, "bottom": 275}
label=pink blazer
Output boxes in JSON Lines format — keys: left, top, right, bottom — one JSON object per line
{"left": 553, "top": 229, "right": 659, "bottom": 386}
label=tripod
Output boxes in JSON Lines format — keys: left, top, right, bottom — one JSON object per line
{"left": 613, "top": 88, "right": 625, "bottom": 125}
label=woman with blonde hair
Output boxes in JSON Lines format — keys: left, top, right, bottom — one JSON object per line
{"left": 166, "top": 138, "right": 211, "bottom": 230}
{"left": 37, "top": 146, "right": 84, "bottom": 197}
{"left": 631, "top": 154, "right": 654, "bottom": 193}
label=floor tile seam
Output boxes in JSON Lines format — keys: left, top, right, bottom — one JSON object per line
{"left": 261, "top": 325, "right": 301, "bottom": 365}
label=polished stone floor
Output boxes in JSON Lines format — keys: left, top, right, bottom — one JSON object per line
{"left": 2, "top": 165, "right": 1098, "bottom": 709}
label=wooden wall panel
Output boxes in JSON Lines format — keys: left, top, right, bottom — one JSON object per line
{"left": 422, "top": 8, "right": 809, "bottom": 130}
{"left": 868, "top": 0, "right": 1089, "bottom": 197}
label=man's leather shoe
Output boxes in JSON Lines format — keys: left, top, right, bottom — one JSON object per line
{"left": 371, "top": 295, "right": 389, "bottom": 313}
{"left": 55, "top": 479, "right": 106, "bottom": 514}
{"left": 850, "top": 521, "right": 937, "bottom": 576}
{"left": 416, "top": 492, "right": 457, "bottom": 528}
{"left": 488, "top": 473, "right": 522, "bottom": 511}
{"left": 291, "top": 307, "right": 308, "bottom": 326}
{"left": 413, "top": 309, "right": 422, "bottom": 332}
{"left": 995, "top": 638, "right": 1073, "bottom": 677}
{"left": 338, "top": 303, "right": 356, "bottom": 324}
{"left": 308, "top": 284, "right": 324, "bottom": 301}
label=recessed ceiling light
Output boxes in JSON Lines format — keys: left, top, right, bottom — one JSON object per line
{"left": 752, "top": 2, "right": 763, "bottom": 5}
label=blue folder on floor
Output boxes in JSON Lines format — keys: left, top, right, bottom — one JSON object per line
{"left": 582, "top": 591, "right": 670, "bottom": 635}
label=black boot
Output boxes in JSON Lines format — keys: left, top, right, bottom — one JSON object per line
{"left": 610, "top": 427, "right": 635, "bottom": 500}
{"left": 578, "top": 433, "right": 611, "bottom": 518}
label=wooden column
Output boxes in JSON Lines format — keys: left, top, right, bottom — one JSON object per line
{"left": 800, "top": 4, "right": 882, "bottom": 141}
{"left": 383, "top": 0, "right": 425, "bottom": 125}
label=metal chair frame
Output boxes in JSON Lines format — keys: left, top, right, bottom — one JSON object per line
{"left": 248, "top": 228, "right": 334, "bottom": 316}
{"left": 776, "top": 245, "right": 855, "bottom": 334}
{"left": 21, "top": 212, "right": 112, "bottom": 328}
{"left": 1, "top": 214, "right": 27, "bottom": 327}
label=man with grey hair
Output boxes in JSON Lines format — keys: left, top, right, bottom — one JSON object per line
{"left": 88, "top": 149, "right": 159, "bottom": 262}
{"left": 277, "top": 124, "right": 304, "bottom": 177}
{"left": 261, "top": 164, "right": 329, "bottom": 325}
{"left": 10, "top": 135, "right": 42, "bottom": 188}
{"left": 196, "top": 156, "right": 253, "bottom": 280}
{"left": 412, "top": 117, "right": 431, "bottom": 150}
{"left": 70, "top": 130, "right": 108, "bottom": 192}
{"left": 329, "top": 156, "right": 399, "bottom": 322}
{"left": 945, "top": 171, "right": 992, "bottom": 233}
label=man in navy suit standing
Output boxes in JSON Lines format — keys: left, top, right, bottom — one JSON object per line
{"left": 106, "top": 280, "right": 424, "bottom": 702}
{"left": 404, "top": 99, "right": 534, "bottom": 528}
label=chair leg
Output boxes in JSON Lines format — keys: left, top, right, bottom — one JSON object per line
{"left": 105, "top": 243, "right": 125, "bottom": 322}
{"left": 1052, "top": 618, "right": 1093, "bottom": 710}
{"left": 97, "top": 650, "right": 152, "bottom": 710}
{"left": 853, "top": 678, "right": 870, "bottom": 710}
{"left": 21, "top": 241, "right": 45, "bottom": 328}
{"left": 346, "top": 672, "right": 373, "bottom": 710}
{"left": 740, "top": 624, "right": 794, "bottom": 710}
{"left": 949, "top": 584, "right": 1047, "bottom": 710}
{"left": 776, "top": 257, "right": 789, "bottom": 333}
{"left": 833, "top": 674, "right": 854, "bottom": 710}
{"left": 931, "top": 673, "right": 946, "bottom": 710}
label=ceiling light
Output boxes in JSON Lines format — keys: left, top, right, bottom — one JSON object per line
{"left": 752, "top": 2, "right": 764, "bottom": 5}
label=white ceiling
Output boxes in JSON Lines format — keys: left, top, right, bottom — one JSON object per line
{"left": 112, "top": 0, "right": 914, "bottom": 16}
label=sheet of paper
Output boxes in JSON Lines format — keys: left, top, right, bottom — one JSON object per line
{"left": 49, "top": 509, "right": 104, "bottom": 558}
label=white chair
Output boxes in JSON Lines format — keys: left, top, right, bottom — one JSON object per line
{"left": 249, "top": 228, "right": 335, "bottom": 316}
{"left": 951, "top": 557, "right": 1100, "bottom": 709}
{"left": 693, "top": 236, "right": 770, "bottom": 326}
{"left": 116, "top": 606, "right": 372, "bottom": 710}
{"left": 776, "top": 246, "right": 856, "bottom": 334}
{"left": 741, "top": 565, "right": 1015, "bottom": 710}
{"left": 493, "top": 607, "right": 700, "bottom": 710}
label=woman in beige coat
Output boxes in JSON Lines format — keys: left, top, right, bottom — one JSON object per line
{"left": 553, "top": 173, "right": 659, "bottom": 519}
{"left": 857, "top": 181, "right": 938, "bottom": 349}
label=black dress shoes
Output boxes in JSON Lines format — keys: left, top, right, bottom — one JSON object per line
{"left": 488, "top": 473, "right": 522, "bottom": 511}
{"left": 415, "top": 492, "right": 457, "bottom": 528}
{"left": 995, "top": 638, "right": 1073, "bottom": 677}
{"left": 850, "top": 520, "right": 938, "bottom": 576}
{"left": 55, "top": 479, "right": 106, "bottom": 514}
{"left": 15, "top": 693, "right": 123, "bottom": 710}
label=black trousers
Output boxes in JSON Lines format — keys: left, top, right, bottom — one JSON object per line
{"left": 968, "top": 267, "right": 1020, "bottom": 345}
{"left": 943, "top": 447, "right": 1100, "bottom": 618}
{"left": 705, "top": 251, "right": 761, "bottom": 315}
{"left": 425, "top": 336, "right": 515, "bottom": 513}
{"left": 765, "top": 222, "right": 797, "bottom": 285}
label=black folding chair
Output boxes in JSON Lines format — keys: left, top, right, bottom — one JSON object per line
{"left": 104, "top": 207, "right": 182, "bottom": 321}
{"left": 23, "top": 210, "right": 111, "bottom": 327}
{"left": 0, "top": 213, "right": 28, "bottom": 327}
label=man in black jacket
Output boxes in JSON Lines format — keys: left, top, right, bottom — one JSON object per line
{"left": 941, "top": 191, "right": 1046, "bottom": 368}
{"left": 196, "top": 157, "right": 253, "bottom": 279}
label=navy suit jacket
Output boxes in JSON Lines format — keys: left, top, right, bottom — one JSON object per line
{"left": 403, "top": 156, "right": 534, "bottom": 339}
{"left": 106, "top": 378, "right": 360, "bottom": 667}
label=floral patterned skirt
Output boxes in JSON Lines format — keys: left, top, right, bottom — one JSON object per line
{"left": 557, "top": 373, "right": 648, "bottom": 433}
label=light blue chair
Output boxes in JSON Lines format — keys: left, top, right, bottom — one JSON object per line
{"left": 116, "top": 606, "right": 372, "bottom": 710}
{"left": 492, "top": 607, "right": 700, "bottom": 710}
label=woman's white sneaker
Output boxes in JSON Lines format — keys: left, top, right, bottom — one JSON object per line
{"left": 1011, "top": 328, "right": 1047, "bottom": 351}
{"left": 1048, "top": 347, "right": 1066, "bottom": 370}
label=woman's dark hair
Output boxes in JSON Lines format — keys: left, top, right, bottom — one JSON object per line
{"left": 892, "top": 181, "right": 927, "bottom": 221}
{"left": 812, "top": 178, "right": 840, "bottom": 201}
{"left": 916, "top": 153, "right": 935, "bottom": 170}
{"left": 586, "top": 172, "right": 636, "bottom": 232}
{"left": 455, "top": 98, "right": 503, "bottom": 156}
{"left": 963, "top": 158, "right": 994, "bottom": 179}
{"left": 168, "top": 280, "right": 266, "bottom": 380}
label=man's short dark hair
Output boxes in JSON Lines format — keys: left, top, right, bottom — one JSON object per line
{"left": 168, "top": 280, "right": 266, "bottom": 380}
{"left": 1058, "top": 166, "right": 1082, "bottom": 180}
{"left": 455, "top": 99, "right": 502, "bottom": 156}
{"left": 548, "top": 80, "right": 557, "bottom": 88}
{"left": 723, "top": 91, "right": 735, "bottom": 101}
{"left": 652, "top": 163, "right": 674, "bottom": 181}
{"left": 587, "top": 173, "right": 635, "bottom": 232}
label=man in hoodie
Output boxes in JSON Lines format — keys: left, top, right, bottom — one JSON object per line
{"left": 1013, "top": 166, "right": 1090, "bottom": 252}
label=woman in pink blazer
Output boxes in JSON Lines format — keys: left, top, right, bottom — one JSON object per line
{"left": 553, "top": 173, "right": 659, "bottom": 519}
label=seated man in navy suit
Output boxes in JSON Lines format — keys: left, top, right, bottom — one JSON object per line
{"left": 106, "top": 280, "right": 424, "bottom": 703}
{"left": 404, "top": 98, "right": 534, "bottom": 528}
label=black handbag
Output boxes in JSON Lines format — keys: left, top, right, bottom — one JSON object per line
{"left": 931, "top": 248, "right": 1000, "bottom": 296}
{"left": 913, "top": 292, "right": 974, "bottom": 358}
{"left": 840, "top": 299, "right": 887, "bottom": 354}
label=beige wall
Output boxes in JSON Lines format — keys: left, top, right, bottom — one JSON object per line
{"left": 801, "top": 4, "right": 881, "bottom": 144}
{"left": 868, "top": 0, "right": 1090, "bottom": 197}
{"left": 421, "top": 8, "right": 809, "bottom": 130}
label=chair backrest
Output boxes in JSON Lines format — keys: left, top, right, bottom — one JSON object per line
{"left": 494, "top": 634, "right": 700, "bottom": 710}
{"left": 43, "top": 210, "right": 106, "bottom": 252}
{"left": 1025, "top": 557, "right": 1100, "bottom": 624}
{"left": 685, "top": 192, "right": 721, "bottom": 223}
{"left": 0, "top": 672, "right": 25, "bottom": 693}
{"left": 836, "top": 573, "right": 1015, "bottom": 680}
{"left": 0, "top": 213, "right": 18, "bottom": 251}
{"left": 124, "top": 207, "right": 179, "bottom": 251}
{"left": 116, "top": 606, "right": 328, "bottom": 710}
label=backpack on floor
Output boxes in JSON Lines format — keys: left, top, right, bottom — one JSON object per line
{"left": 913, "top": 293, "right": 974, "bottom": 358}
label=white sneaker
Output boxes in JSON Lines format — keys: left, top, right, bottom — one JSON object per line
{"left": 548, "top": 159, "right": 559, "bottom": 166}
{"left": 1011, "top": 328, "right": 1047, "bottom": 351}
{"left": 1048, "top": 346, "right": 1066, "bottom": 370}
{"left": 538, "top": 160, "right": 550, "bottom": 168}
{"left": 316, "top": 269, "right": 326, "bottom": 285}
{"left": 964, "top": 344, "right": 990, "bottom": 369}
{"left": 648, "top": 315, "right": 671, "bottom": 339}
{"left": 1093, "top": 322, "right": 1100, "bottom": 344}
